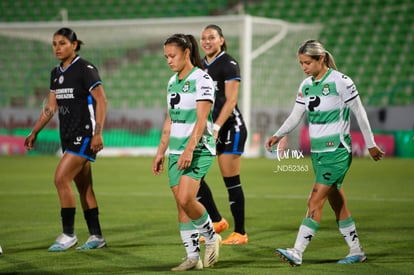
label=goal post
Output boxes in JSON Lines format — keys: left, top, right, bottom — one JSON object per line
{"left": 0, "top": 15, "right": 323, "bottom": 157}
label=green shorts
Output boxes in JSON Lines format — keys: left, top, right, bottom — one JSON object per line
{"left": 311, "top": 147, "right": 352, "bottom": 189}
{"left": 168, "top": 152, "right": 214, "bottom": 188}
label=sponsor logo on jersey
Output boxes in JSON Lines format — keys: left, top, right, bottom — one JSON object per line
{"left": 55, "top": 88, "right": 75, "bottom": 99}
{"left": 201, "top": 85, "right": 213, "bottom": 96}
{"left": 169, "top": 93, "right": 180, "bottom": 109}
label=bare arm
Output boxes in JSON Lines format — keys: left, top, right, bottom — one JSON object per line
{"left": 152, "top": 111, "right": 171, "bottom": 175}
{"left": 24, "top": 92, "right": 58, "bottom": 150}
{"left": 213, "top": 80, "right": 239, "bottom": 137}
{"left": 90, "top": 85, "right": 107, "bottom": 153}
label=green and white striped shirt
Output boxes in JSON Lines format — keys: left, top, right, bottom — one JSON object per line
{"left": 296, "top": 68, "right": 358, "bottom": 153}
{"left": 167, "top": 67, "right": 216, "bottom": 155}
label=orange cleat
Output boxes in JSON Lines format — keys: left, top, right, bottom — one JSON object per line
{"left": 213, "top": 218, "right": 229, "bottom": 234}
{"left": 222, "top": 232, "right": 248, "bottom": 245}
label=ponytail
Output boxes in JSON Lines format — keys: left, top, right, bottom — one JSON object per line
{"left": 324, "top": 50, "right": 337, "bottom": 70}
{"left": 185, "top": 35, "right": 203, "bottom": 69}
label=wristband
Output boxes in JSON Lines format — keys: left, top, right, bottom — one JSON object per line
{"left": 213, "top": 123, "right": 221, "bottom": 132}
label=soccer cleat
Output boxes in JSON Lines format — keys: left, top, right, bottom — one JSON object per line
{"left": 76, "top": 235, "right": 106, "bottom": 250}
{"left": 337, "top": 253, "right": 367, "bottom": 264}
{"left": 214, "top": 218, "right": 229, "bottom": 234}
{"left": 204, "top": 234, "right": 221, "bottom": 268}
{"left": 200, "top": 218, "right": 229, "bottom": 243}
{"left": 171, "top": 257, "right": 203, "bottom": 271}
{"left": 275, "top": 248, "right": 302, "bottom": 266}
{"left": 48, "top": 233, "right": 78, "bottom": 252}
{"left": 222, "top": 232, "right": 248, "bottom": 245}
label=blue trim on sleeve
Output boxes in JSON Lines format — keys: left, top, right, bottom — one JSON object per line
{"left": 89, "top": 81, "right": 102, "bottom": 92}
{"left": 226, "top": 77, "right": 241, "bottom": 82}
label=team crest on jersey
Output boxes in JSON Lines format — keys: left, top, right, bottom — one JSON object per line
{"left": 322, "top": 84, "right": 330, "bottom": 95}
{"left": 59, "top": 75, "right": 64, "bottom": 84}
{"left": 182, "top": 81, "right": 190, "bottom": 93}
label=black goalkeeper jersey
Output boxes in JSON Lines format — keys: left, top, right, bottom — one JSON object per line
{"left": 203, "top": 51, "right": 246, "bottom": 129}
{"left": 50, "top": 55, "right": 102, "bottom": 140}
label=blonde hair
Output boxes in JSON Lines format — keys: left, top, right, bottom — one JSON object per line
{"left": 298, "top": 40, "right": 337, "bottom": 70}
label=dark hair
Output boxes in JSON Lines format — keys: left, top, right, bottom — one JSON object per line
{"left": 298, "top": 39, "right": 337, "bottom": 70}
{"left": 164, "top": 33, "right": 203, "bottom": 69}
{"left": 203, "top": 24, "right": 227, "bottom": 52}
{"left": 54, "top": 27, "right": 83, "bottom": 52}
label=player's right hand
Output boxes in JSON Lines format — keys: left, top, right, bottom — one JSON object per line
{"left": 265, "top": 136, "right": 279, "bottom": 152}
{"left": 152, "top": 155, "right": 165, "bottom": 175}
{"left": 24, "top": 132, "right": 37, "bottom": 150}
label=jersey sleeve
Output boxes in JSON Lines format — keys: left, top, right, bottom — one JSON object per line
{"left": 338, "top": 73, "right": 359, "bottom": 103}
{"left": 295, "top": 79, "right": 307, "bottom": 105}
{"left": 49, "top": 66, "right": 59, "bottom": 92}
{"left": 81, "top": 62, "right": 102, "bottom": 92}
{"left": 223, "top": 56, "right": 241, "bottom": 82}
{"left": 196, "top": 72, "right": 215, "bottom": 103}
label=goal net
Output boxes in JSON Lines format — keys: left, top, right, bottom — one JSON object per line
{"left": 0, "top": 15, "right": 322, "bottom": 156}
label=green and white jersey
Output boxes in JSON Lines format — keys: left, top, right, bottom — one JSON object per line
{"left": 167, "top": 67, "right": 216, "bottom": 155}
{"left": 296, "top": 68, "right": 359, "bottom": 153}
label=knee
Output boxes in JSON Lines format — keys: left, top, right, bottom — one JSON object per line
{"left": 54, "top": 176, "right": 65, "bottom": 188}
{"left": 176, "top": 196, "right": 191, "bottom": 210}
{"left": 54, "top": 174, "right": 72, "bottom": 190}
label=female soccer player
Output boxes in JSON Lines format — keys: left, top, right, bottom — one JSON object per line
{"left": 24, "top": 28, "right": 107, "bottom": 251}
{"left": 152, "top": 33, "right": 221, "bottom": 271}
{"left": 196, "top": 24, "right": 248, "bottom": 245}
{"left": 265, "top": 39, "right": 384, "bottom": 266}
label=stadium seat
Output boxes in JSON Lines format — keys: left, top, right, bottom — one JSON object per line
{"left": 1, "top": 0, "right": 413, "bottom": 107}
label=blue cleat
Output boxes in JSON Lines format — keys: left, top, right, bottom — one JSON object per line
{"left": 48, "top": 233, "right": 77, "bottom": 252}
{"left": 337, "top": 254, "right": 367, "bottom": 264}
{"left": 76, "top": 235, "right": 106, "bottom": 250}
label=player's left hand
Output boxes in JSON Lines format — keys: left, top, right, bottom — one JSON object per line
{"left": 91, "top": 134, "right": 104, "bottom": 153}
{"left": 177, "top": 150, "right": 193, "bottom": 170}
{"left": 368, "top": 146, "right": 384, "bottom": 161}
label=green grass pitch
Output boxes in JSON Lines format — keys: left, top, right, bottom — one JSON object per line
{"left": 0, "top": 155, "right": 413, "bottom": 274}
